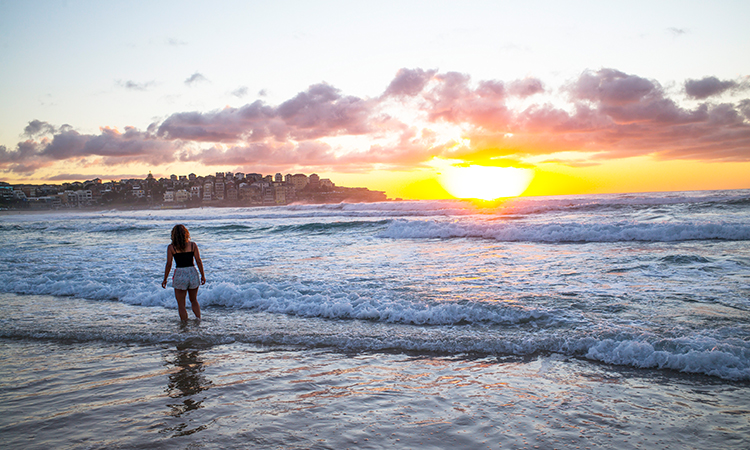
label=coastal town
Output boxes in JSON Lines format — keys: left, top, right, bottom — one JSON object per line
{"left": 0, "top": 171, "right": 389, "bottom": 210}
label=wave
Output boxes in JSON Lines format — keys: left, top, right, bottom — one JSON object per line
{"left": 499, "top": 190, "right": 750, "bottom": 217}
{"left": 2, "top": 293, "right": 748, "bottom": 381}
{"left": 269, "top": 220, "right": 390, "bottom": 234}
{"left": 379, "top": 219, "right": 750, "bottom": 242}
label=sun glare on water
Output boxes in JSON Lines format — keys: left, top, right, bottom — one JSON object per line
{"left": 437, "top": 162, "right": 534, "bottom": 201}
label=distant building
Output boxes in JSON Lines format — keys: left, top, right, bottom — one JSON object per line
{"left": 226, "top": 184, "right": 238, "bottom": 201}
{"left": 132, "top": 186, "right": 145, "bottom": 198}
{"left": 0, "top": 184, "right": 13, "bottom": 202}
{"left": 203, "top": 181, "right": 213, "bottom": 201}
{"left": 273, "top": 183, "right": 286, "bottom": 204}
{"left": 290, "top": 174, "right": 308, "bottom": 191}
{"left": 262, "top": 186, "right": 275, "bottom": 204}
{"left": 275, "top": 173, "right": 283, "bottom": 183}
{"left": 309, "top": 173, "right": 320, "bottom": 188}
{"left": 175, "top": 189, "right": 189, "bottom": 203}
{"left": 164, "top": 191, "right": 175, "bottom": 202}
{"left": 215, "top": 179, "right": 225, "bottom": 200}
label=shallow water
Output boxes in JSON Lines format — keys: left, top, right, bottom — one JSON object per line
{"left": 1, "top": 323, "right": 748, "bottom": 449}
{"left": 1, "top": 191, "right": 750, "bottom": 447}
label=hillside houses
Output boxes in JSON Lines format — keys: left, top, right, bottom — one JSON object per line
{"left": 1, "top": 171, "right": 387, "bottom": 210}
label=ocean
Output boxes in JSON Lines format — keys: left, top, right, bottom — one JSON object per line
{"left": 1, "top": 190, "right": 749, "bottom": 449}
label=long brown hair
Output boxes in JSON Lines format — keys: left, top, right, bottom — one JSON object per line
{"left": 171, "top": 224, "right": 190, "bottom": 252}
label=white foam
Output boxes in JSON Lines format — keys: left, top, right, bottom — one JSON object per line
{"left": 379, "top": 219, "right": 750, "bottom": 242}
{"left": 585, "top": 337, "right": 750, "bottom": 380}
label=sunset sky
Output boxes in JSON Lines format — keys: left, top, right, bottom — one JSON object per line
{"left": 1, "top": 0, "right": 748, "bottom": 199}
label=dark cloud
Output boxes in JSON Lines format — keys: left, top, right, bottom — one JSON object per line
{"left": 383, "top": 68, "right": 437, "bottom": 97}
{"left": 277, "top": 83, "right": 374, "bottom": 138}
{"left": 185, "top": 73, "right": 208, "bottom": 86}
{"left": 158, "top": 84, "right": 376, "bottom": 143}
{"left": 571, "top": 69, "right": 657, "bottom": 105}
{"left": 739, "top": 99, "right": 750, "bottom": 120}
{"left": 157, "top": 100, "right": 279, "bottom": 142}
{"left": 0, "top": 141, "right": 50, "bottom": 173}
{"left": 1, "top": 125, "right": 181, "bottom": 174}
{"left": 23, "top": 120, "right": 57, "bottom": 137}
{"left": 685, "top": 76, "right": 739, "bottom": 99}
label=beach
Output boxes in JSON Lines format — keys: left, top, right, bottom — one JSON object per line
{"left": 3, "top": 296, "right": 748, "bottom": 450}
{"left": 1, "top": 191, "right": 749, "bottom": 448}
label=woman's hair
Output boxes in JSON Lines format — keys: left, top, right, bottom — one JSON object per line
{"left": 171, "top": 224, "right": 190, "bottom": 252}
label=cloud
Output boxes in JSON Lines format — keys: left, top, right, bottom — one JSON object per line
{"left": 739, "top": 99, "right": 750, "bottom": 120}
{"left": 44, "top": 173, "right": 146, "bottom": 181}
{"left": 157, "top": 83, "right": 378, "bottom": 142}
{"left": 570, "top": 69, "right": 657, "bottom": 106}
{"left": 5, "top": 67, "right": 750, "bottom": 179}
{"left": 384, "top": 68, "right": 437, "bottom": 97}
{"left": 157, "top": 101, "right": 281, "bottom": 142}
{"left": 117, "top": 80, "right": 156, "bottom": 91}
{"left": 185, "top": 72, "right": 208, "bottom": 86}
{"left": 418, "top": 71, "right": 511, "bottom": 128}
{"left": 1, "top": 123, "right": 182, "bottom": 174}
{"left": 183, "top": 140, "right": 338, "bottom": 168}
{"left": 685, "top": 76, "right": 741, "bottom": 99}
{"left": 508, "top": 78, "right": 544, "bottom": 97}
{"left": 668, "top": 27, "right": 688, "bottom": 36}
{"left": 23, "top": 120, "right": 57, "bottom": 137}
{"left": 231, "top": 86, "right": 249, "bottom": 98}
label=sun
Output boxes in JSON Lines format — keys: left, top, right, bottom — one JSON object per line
{"left": 435, "top": 161, "right": 534, "bottom": 201}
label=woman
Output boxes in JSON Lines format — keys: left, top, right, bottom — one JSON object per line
{"left": 162, "top": 224, "right": 206, "bottom": 321}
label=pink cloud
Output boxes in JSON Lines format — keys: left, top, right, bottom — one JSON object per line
{"left": 3, "top": 67, "right": 749, "bottom": 179}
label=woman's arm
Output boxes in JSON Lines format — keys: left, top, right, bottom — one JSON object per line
{"left": 193, "top": 242, "right": 206, "bottom": 285}
{"left": 162, "top": 244, "right": 174, "bottom": 288}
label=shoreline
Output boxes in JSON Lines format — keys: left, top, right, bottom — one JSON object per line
{"left": 2, "top": 335, "right": 748, "bottom": 450}
{"left": 0, "top": 198, "right": 401, "bottom": 216}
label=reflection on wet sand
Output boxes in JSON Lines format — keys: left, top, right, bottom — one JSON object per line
{"left": 161, "top": 344, "right": 213, "bottom": 437}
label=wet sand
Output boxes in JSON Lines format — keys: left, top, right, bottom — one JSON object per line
{"left": 2, "top": 338, "right": 748, "bottom": 449}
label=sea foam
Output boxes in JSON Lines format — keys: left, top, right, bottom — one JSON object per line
{"left": 379, "top": 219, "right": 750, "bottom": 242}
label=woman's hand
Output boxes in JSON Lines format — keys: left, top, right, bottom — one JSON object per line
{"left": 162, "top": 279, "right": 168, "bottom": 289}
{"left": 201, "top": 275, "right": 206, "bottom": 285}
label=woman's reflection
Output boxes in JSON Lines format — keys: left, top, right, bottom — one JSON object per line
{"left": 161, "top": 344, "right": 213, "bottom": 437}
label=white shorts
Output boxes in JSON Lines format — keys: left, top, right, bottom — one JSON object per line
{"left": 172, "top": 266, "right": 200, "bottom": 290}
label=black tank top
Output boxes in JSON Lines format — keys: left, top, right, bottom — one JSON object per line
{"left": 174, "top": 244, "right": 194, "bottom": 268}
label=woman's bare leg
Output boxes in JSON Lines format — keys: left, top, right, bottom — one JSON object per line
{"left": 187, "top": 287, "right": 201, "bottom": 319}
{"left": 174, "top": 289, "right": 189, "bottom": 322}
